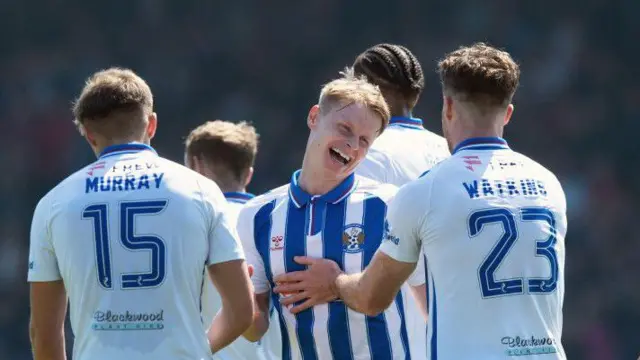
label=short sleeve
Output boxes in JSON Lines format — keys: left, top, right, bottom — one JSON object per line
{"left": 201, "top": 181, "right": 246, "bottom": 265}
{"left": 378, "top": 182, "right": 428, "bottom": 263}
{"left": 237, "top": 205, "right": 270, "bottom": 294}
{"left": 27, "top": 197, "right": 61, "bottom": 282}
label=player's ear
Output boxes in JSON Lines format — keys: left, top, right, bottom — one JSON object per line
{"left": 504, "top": 104, "right": 514, "bottom": 126}
{"left": 244, "top": 167, "right": 254, "bottom": 187}
{"left": 147, "top": 112, "right": 158, "bottom": 140}
{"left": 444, "top": 96, "right": 454, "bottom": 121}
{"left": 307, "top": 105, "right": 320, "bottom": 130}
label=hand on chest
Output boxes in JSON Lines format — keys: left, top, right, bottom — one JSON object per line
{"left": 266, "top": 197, "right": 387, "bottom": 280}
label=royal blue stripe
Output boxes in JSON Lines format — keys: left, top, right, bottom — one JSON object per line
{"left": 285, "top": 201, "right": 318, "bottom": 359}
{"left": 429, "top": 274, "right": 438, "bottom": 360}
{"left": 98, "top": 142, "right": 156, "bottom": 158}
{"left": 424, "top": 254, "right": 429, "bottom": 344}
{"left": 389, "top": 116, "right": 423, "bottom": 128}
{"left": 324, "top": 201, "right": 354, "bottom": 360}
{"left": 254, "top": 200, "right": 292, "bottom": 359}
{"left": 394, "top": 290, "right": 411, "bottom": 360}
{"left": 453, "top": 145, "right": 508, "bottom": 154}
{"left": 362, "top": 197, "right": 393, "bottom": 359}
{"left": 272, "top": 292, "right": 292, "bottom": 360}
{"left": 391, "top": 123, "right": 424, "bottom": 130}
{"left": 452, "top": 137, "right": 508, "bottom": 154}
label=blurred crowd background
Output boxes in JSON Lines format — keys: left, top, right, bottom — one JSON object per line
{"left": 1, "top": 1, "right": 637, "bottom": 359}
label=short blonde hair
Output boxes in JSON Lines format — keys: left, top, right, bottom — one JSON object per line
{"left": 318, "top": 69, "right": 391, "bottom": 134}
{"left": 72, "top": 68, "right": 153, "bottom": 138}
{"left": 185, "top": 120, "right": 259, "bottom": 181}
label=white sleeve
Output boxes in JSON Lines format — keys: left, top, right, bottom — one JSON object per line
{"left": 406, "top": 251, "right": 426, "bottom": 286}
{"left": 378, "top": 183, "right": 427, "bottom": 263}
{"left": 202, "top": 183, "right": 246, "bottom": 265}
{"left": 27, "top": 196, "right": 61, "bottom": 282}
{"left": 356, "top": 149, "right": 388, "bottom": 183}
{"left": 237, "top": 205, "right": 270, "bottom": 294}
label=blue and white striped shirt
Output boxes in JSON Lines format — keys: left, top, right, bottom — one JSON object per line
{"left": 238, "top": 170, "right": 411, "bottom": 360}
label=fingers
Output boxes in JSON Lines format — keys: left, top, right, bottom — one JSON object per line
{"left": 289, "top": 298, "right": 316, "bottom": 314}
{"left": 274, "top": 271, "right": 305, "bottom": 283}
{"left": 293, "top": 256, "right": 316, "bottom": 265}
{"left": 279, "top": 292, "right": 308, "bottom": 307}
{"left": 273, "top": 281, "right": 307, "bottom": 294}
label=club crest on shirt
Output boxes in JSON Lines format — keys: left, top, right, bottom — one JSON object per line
{"left": 342, "top": 224, "right": 365, "bottom": 253}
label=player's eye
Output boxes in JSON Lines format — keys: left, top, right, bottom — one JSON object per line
{"left": 360, "top": 137, "right": 370, "bottom": 147}
{"left": 338, "top": 124, "right": 351, "bottom": 135}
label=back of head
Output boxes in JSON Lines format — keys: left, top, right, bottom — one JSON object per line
{"left": 352, "top": 43, "right": 424, "bottom": 115}
{"left": 185, "top": 120, "right": 259, "bottom": 190}
{"left": 438, "top": 43, "right": 520, "bottom": 114}
{"left": 318, "top": 70, "right": 391, "bottom": 134}
{"left": 73, "top": 67, "right": 153, "bottom": 142}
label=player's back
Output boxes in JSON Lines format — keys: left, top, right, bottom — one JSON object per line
{"left": 356, "top": 117, "right": 449, "bottom": 187}
{"left": 35, "top": 144, "right": 234, "bottom": 360}
{"left": 356, "top": 117, "right": 449, "bottom": 359}
{"left": 414, "top": 138, "right": 567, "bottom": 359}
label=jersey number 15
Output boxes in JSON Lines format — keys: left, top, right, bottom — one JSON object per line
{"left": 468, "top": 207, "right": 559, "bottom": 298}
{"left": 82, "top": 200, "right": 168, "bottom": 290}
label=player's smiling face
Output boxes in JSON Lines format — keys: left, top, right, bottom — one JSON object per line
{"left": 307, "top": 102, "right": 381, "bottom": 179}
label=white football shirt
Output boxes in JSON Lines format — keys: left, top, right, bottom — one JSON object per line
{"left": 238, "top": 171, "right": 421, "bottom": 360}
{"left": 28, "top": 143, "right": 245, "bottom": 360}
{"left": 380, "top": 137, "right": 567, "bottom": 359}
{"left": 201, "top": 191, "right": 281, "bottom": 360}
{"left": 356, "top": 116, "right": 450, "bottom": 360}
{"left": 357, "top": 117, "right": 449, "bottom": 187}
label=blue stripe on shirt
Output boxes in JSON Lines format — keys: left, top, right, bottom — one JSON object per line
{"left": 430, "top": 274, "right": 438, "bottom": 360}
{"left": 362, "top": 197, "right": 394, "bottom": 359}
{"left": 323, "top": 200, "right": 354, "bottom": 360}
{"left": 254, "top": 200, "right": 292, "bottom": 360}
{"left": 285, "top": 201, "right": 318, "bottom": 360}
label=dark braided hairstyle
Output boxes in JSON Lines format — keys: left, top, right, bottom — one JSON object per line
{"left": 352, "top": 44, "right": 425, "bottom": 114}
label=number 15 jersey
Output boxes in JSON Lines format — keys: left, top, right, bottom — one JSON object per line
{"left": 27, "top": 143, "right": 245, "bottom": 360}
{"left": 379, "top": 137, "right": 567, "bottom": 360}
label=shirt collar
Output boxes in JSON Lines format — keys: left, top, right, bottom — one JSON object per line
{"left": 98, "top": 142, "right": 157, "bottom": 159}
{"left": 224, "top": 192, "right": 255, "bottom": 203}
{"left": 288, "top": 170, "right": 357, "bottom": 208}
{"left": 389, "top": 116, "right": 423, "bottom": 130}
{"left": 452, "top": 137, "right": 510, "bottom": 155}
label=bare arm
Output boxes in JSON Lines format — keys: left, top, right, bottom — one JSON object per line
{"left": 207, "top": 259, "right": 254, "bottom": 354}
{"left": 242, "top": 291, "right": 271, "bottom": 342}
{"left": 410, "top": 284, "right": 428, "bottom": 320}
{"left": 30, "top": 281, "right": 67, "bottom": 360}
{"left": 274, "top": 252, "right": 417, "bottom": 317}
{"left": 335, "top": 251, "right": 417, "bottom": 316}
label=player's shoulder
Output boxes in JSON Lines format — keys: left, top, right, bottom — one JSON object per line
{"left": 511, "top": 151, "right": 562, "bottom": 184}
{"left": 354, "top": 175, "right": 399, "bottom": 202}
{"left": 38, "top": 161, "right": 100, "bottom": 207}
{"left": 157, "top": 156, "right": 226, "bottom": 195}
{"left": 239, "top": 183, "right": 289, "bottom": 217}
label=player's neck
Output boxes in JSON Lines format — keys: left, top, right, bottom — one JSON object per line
{"left": 93, "top": 138, "right": 150, "bottom": 157}
{"left": 297, "top": 165, "right": 344, "bottom": 197}
{"left": 220, "top": 185, "right": 247, "bottom": 194}
{"left": 451, "top": 123, "right": 504, "bottom": 149}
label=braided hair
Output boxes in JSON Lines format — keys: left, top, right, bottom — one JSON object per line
{"left": 352, "top": 44, "right": 424, "bottom": 114}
